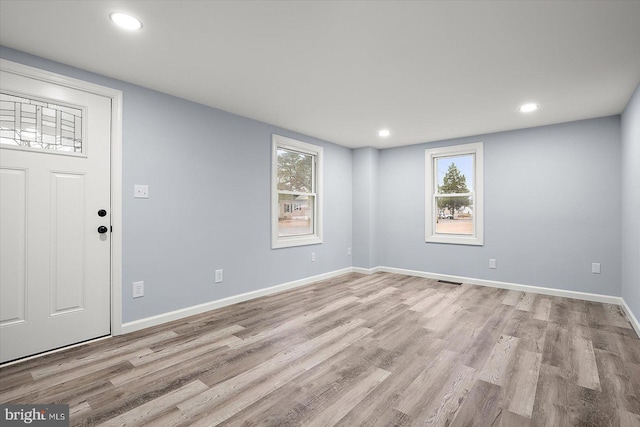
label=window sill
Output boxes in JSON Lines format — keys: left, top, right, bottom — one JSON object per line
{"left": 426, "top": 234, "right": 483, "bottom": 246}
{"left": 272, "top": 235, "right": 322, "bottom": 249}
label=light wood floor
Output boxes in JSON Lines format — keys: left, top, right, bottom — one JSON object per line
{"left": 1, "top": 272, "right": 640, "bottom": 426}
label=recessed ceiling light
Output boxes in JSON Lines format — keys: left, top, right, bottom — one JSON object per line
{"left": 519, "top": 103, "right": 539, "bottom": 113}
{"left": 109, "top": 13, "right": 143, "bottom": 31}
{"left": 379, "top": 129, "right": 390, "bottom": 137}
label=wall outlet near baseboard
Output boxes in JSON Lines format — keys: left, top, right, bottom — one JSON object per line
{"left": 311, "top": 252, "right": 316, "bottom": 262}
{"left": 215, "top": 269, "right": 223, "bottom": 283}
{"left": 133, "top": 281, "right": 144, "bottom": 298}
{"left": 489, "top": 259, "right": 497, "bottom": 269}
{"left": 347, "top": 247, "right": 352, "bottom": 256}
{"left": 592, "top": 263, "right": 601, "bottom": 274}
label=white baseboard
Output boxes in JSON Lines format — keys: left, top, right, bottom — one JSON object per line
{"left": 120, "top": 267, "right": 353, "bottom": 334}
{"left": 621, "top": 299, "right": 640, "bottom": 338}
{"left": 120, "top": 264, "right": 640, "bottom": 340}
{"left": 378, "top": 266, "right": 623, "bottom": 305}
{"left": 352, "top": 266, "right": 380, "bottom": 275}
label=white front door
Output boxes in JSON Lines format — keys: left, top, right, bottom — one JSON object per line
{"left": 0, "top": 68, "right": 112, "bottom": 363}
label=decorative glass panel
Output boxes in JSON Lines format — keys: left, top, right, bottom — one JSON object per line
{"left": 0, "top": 92, "right": 83, "bottom": 153}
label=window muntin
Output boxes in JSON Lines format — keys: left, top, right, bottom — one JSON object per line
{"left": 425, "top": 143, "right": 483, "bottom": 245}
{"left": 272, "top": 135, "right": 323, "bottom": 248}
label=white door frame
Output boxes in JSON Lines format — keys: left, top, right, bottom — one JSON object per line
{"left": 0, "top": 59, "right": 124, "bottom": 336}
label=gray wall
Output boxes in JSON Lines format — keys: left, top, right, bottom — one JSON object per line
{"left": 378, "top": 117, "right": 622, "bottom": 296}
{"left": 0, "top": 47, "right": 353, "bottom": 323}
{"left": 352, "top": 147, "right": 379, "bottom": 268}
{"left": 1, "top": 46, "right": 633, "bottom": 328}
{"left": 622, "top": 82, "right": 640, "bottom": 320}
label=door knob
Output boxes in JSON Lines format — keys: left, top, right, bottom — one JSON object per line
{"left": 98, "top": 209, "right": 107, "bottom": 217}
{"left": 97, "top": 226, "right": 108, "bottom": 234}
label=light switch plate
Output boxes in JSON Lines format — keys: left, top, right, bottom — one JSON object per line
{"left": 134, "top": 185, "right": 149, "bottom": 198}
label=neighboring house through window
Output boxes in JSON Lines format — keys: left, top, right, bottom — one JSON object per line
{"left": 425, "top": 142, "right": 483, "bottom": 245}
{"left": 272, "top": 134, "right": 323, "bottom": 248}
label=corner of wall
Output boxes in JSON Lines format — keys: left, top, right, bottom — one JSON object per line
{"left": 621, "top": 81, "right": 640, "bottom": 325}
{"left": 352, "top": 147, "right": 380, "bottom": 269}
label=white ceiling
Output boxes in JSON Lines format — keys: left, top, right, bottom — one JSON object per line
{"left": 1, "top": 1, "right": 639, "bottom": 149}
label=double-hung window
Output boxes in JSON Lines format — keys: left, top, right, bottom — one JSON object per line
{"left": 271, "top": 134, "right": 323, "bottom": 248}
{"left": 425, "top": 142, "right": 483, "bottom": 245}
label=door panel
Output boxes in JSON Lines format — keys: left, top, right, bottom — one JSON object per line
{"left": 0, "top": 168, "right": 27, "bottom": 326}
{"left": 0, "top": 69, "right": 111, "bottom": 362}
{"left": 50, "top": 172, "right": 85, "bottom": 315}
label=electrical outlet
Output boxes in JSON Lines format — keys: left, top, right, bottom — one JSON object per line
{"left": 134, "top": 185, "right": 149, "bottom": 198}
{"left": 347, "top": 247, "right": 352, "bottom": 256}
{"left": 133, "top": 281, "right": 144, "bottom": 298}
{"left": 592, "top": 263, "right": 601, "bottom": 274}
{"left": 489, "top": 259, "right": 497, "bottom": 269}
{"left": 215, "top": 269, "right": 223, "bottom": 283}
{"left": 311, "top": 252, "right": 316, "bottom": 262}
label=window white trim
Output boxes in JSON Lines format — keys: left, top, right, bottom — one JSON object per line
{"left": 271, "top": 134, "right": 323, "bottom": 249}
{"left": 425, "top": 142, "right": 483, "bottom": 246}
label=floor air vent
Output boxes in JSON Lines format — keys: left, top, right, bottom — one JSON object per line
{"left": 437, "top": 280, "right": 462, "bottom": 286}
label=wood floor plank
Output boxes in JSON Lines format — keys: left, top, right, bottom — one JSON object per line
{"left": 359, "top": 286, "right": 397, "bottom": 304}
{"left": 128, "top": 331, "right": 243, "bottom": 367}
{"left": 461, "top": 304, "right": 516, "bottom": 370}
{"left": 423, "top": 304, "right": 464, "bottom": 331}
{"left": 502, "top": 310, "right": 547, "bottom": 354}
{"left": 109, "top": 336, "right": 238, "bottom": 387}
{"left": 193, "top": 330, "right": 374, "bottom": 426}
{"left": 173, "top": 322, "right": 373, "bottom": 425}
{"left": 449, "top": 380, "right": 502, "bottom": 427}
{"left": 2, "top": 354, "right": 143, "bottom": 403}
{"left": 604, "top": 303, "right": 633, "bottom": 329}
{"left": 232, "top": 343, "right": 391, "bottom": 426}
{"left": 505, "top": 348, "right": 542, "bottom": 418}
{"left": 30, "top": 331, "right": 178, "bottom": 380}
{"left": 502, "top": 290, "right": 523, "bottom": 306}
{"left": 515, "top": 292, "right": 536, "bottom": 312}
{"left": 401, "top": 286, "right": 437, "bottom": 306}
{"left": 393, "top": 349, "right": 460, "bottom": 415}
{"left": 420, "top": 363, "right": 476, "bottom": 426}
{"left": 97, "top": 380, "right": 209, "bottom": 427}
{"left": 408, "top": 291, "right": 448, "bottom": 313}
{"left": 304, "top": 367, "right": 390, "bottom": 427}
{"left": 334, "top": 339, "right": 449, "bottom": 427}
{"left": 478, "top": 334, "right": 519, "bottom": 386}
{"left": 532, "top": 297, "right": 552, "bottom": 321}
{"left": 228, "top": 296, "right": 360, "bottom": 349}
{"left": 572, "top": 335, "right": 601, "bottom": 391}
{"left": 619, "top": 409, "right": 640, "bottom": 427}
{"left": 1, "top": 272, "right": 639, "bottom": 426}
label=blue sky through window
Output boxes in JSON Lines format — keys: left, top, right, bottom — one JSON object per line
{"left": 436, "top": 155, "right": 474, "bottom": 190}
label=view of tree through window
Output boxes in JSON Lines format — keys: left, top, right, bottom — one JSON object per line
{"left": 276, "top": 148, "right": 315, "bottom": 237}
{"left": 435, "top": 155, "right": 474, "bottom": 235}
{"left": 277, "top": 149, "right": 312, "bottom": 192}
